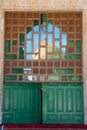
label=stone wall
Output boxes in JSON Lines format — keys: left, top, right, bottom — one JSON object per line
{"left": 0, "top": 0, "right": 87, "bottom": 124}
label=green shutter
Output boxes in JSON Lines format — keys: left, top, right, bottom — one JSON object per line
{"left": 42, "top": 83, "right": 84, "bottom": 124}
{"left": 3, "top": 82, "right": 41, "bottom": 124}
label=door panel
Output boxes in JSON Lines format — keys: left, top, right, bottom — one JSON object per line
{"left": 42, "top": 83, "right": 84, "bottom": 124}
{"left": 3, "top": 82, "right": 41, "bottom": 124}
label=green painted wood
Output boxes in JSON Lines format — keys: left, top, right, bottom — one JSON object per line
{"left": 42, "top": 83, "right": 84, "bottom": 124}
{"left": 3, "top": 82, "right": 41, "bottom": 124}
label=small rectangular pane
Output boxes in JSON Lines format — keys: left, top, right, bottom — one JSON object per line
{"left": 19, "top": 47, "right": 24, "bottom": 59}
{"left": 20, "top": 34, "right": 25, "bottom": 45}
{"left": 62, "top": 34, "right": 67, "bottom": 46}
{"left": 48, "top": 20, "right": 53, "bottom": 32}
{"left": 48, "top": 34, "right": 53, "bottom": 45}
{"left": 54, "top": 68, "right": 74, "bottom": 74}
{"left": 26, "top": 54, "right": 33, "bottom": 60}
{"left": 19, "top": 75, "right": 24, "bottom": 81}
{"left": 27, "top": 27, "right": 32, "bottom": 33}
{"left": 54, "top": 41, "right": 60, "bottom": 52}
{"left": 34, "top": 20, "right": 39, "bottom": 32}
{"left": 48, "top": 43, "right": 52, "bottom": 53}
{"left": 12, "top": 40, "right": 17, "bottom": 45}
{"left": 69, "top": 54, "right": 81, "bottom": 60}
{"left": 12, "top": 68, "right": 24, "bottom": 74}
{"left": 40, "top": 26, "right": 46, "bottom": 42}
{"left": 62, "top": 76, "right": 67, "bottom": 81}
{"left": 69, "top": 40, "right": 74, "bottom": 46}
{"left": 48, "top": 76, "right": 60, "bottom": 81}
{"left": 5, "top": 40, "right": 10, "bottom": 52}
{"left": 62, "top": 48, "right": 67, "bottom": 59}
{"left": 26, "top": 41, "right": 32, "bottom": 52}
{"left": 34, "top": 34, "right": 39, "bottom": 52}
{"left": 26, "top": 27, "right": 32, "bottom": 39}
{"left": 24, "top": 68, "right": 32, "bottom": 74}
{"left": 5, "top": 54, "right": 17, "bottom": 59}
{"left": 40, "top": 47, "right": 46, "bottom": 59}
{"left": 40, "top": 76, "right": 47, "bottom": 81}
{"left": 54, "top": 27, "right": 60, "bottom": 38}
{"left": 48, "top": 54, "right": 60, "bottom": 60}
{"left": 41, "top": 14, "right": 46, "bottom": 24}
{"left": 69, "top": 76, "right": 82, "bottom": 81}
{"left": 27, "top": 75, "right": 38, "bottom": 81}
{"left": 4, "top": 76, "right": 17, "bottom": 80}
{"left": 76, "top": 40, "right": 81, "bottom": 52}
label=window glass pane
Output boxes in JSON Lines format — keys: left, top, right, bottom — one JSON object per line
{"left": 26, "top": 27, "right": 32, "bottom": 39}
{"left": 34, "top": 34, "right": 39, "bottom": 52}
{"left": 62, "top": 76, "right": 67, "bottom": 81}
{"left": 48, "top": 43, "right": 52, "bottom": 53}
{"left": 19, "top": 75, "right": 24, "bottom": 81}
{"left": 12, "top": 40, "right": 18, "bottom": 45}
{"left": 34, "top": 20, "right": 39, "bottom": 32}
{"left": 54, "top": 27, "right": 60, "bottom": 38}
{"left": 40, "top": 47, "right": 46, "bottom": 59}
{"left": 62, "top": 34, "right": 67, "bottom": 46}
{"left": 48, "top": 54, "right": 60, "bottom": 60}
{"left": 48, "top": 76, "right": 60, "bottom": 81}
{"left": 27, "top": 75, "right": 38, "bottom": 81}
{"left": 5, "top": 54, "right": 17, "bottom": 59}
{"left": 41, "top": 14, "right": 46, "bottom": 24}
{"left": 5, "top": 76, "right": 17, "bottom": 80}
{"left": 54, "top": 41, "right": 60, "bottom": 52}
{"left": 62, "top": 48, "right": 67, "bottom": 59}
{"left": 19, "top": 47, "right": 24, "bottom": 59}
{"left": 20, "top": 34, "right": 25, "bottom": 45}
{"left": 54, "top": 68, "right": 74, "bottom": 74}
{"left": 40, "top": 76, "right": 47, "bottom": 81}
{"left": 69, "top": 76, "right": 81, "bottom": 81}
{"left": 24, "top": 68, "right": 32, "bottom": 74}
{"left": 48, "top": 34, "right": 53, "bottom": 44}
{"left": 69, "top": 40, "right": 74, "bottom": 46}
{"left": 12, "top": 68, "right": 24, "bottom": 74}
{"left": 40, "top": 26, "right": 46, "bottom": 42}
{"left": 48, "top": 20, "right": 53, "bottom": 32}
{"left": 26, "top": 54, "right": 33, "bottom": 60}
{"left": 69, "top": 54, "right": 81, "bottom": 60}
{"left": 76, "top": 40, "right": 81, "bottom": 52}
{"left": 5, "top": 40, "right": 10, "bottom": 52}
{"left": 26, "top": 41, "right": 32, "bottom": 53}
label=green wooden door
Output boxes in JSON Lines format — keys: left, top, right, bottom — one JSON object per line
{"left": 3, "top": 82, "right": 41, "bottom": 124}
{"left": 42, "top": 83, "right": 84, "bottom": 124}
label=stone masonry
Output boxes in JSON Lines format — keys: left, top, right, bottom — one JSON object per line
{"left": 0, "top": 0, "right": 87, "bottom": 124}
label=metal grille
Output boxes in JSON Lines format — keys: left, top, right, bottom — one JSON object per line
{"left": 4, "top": 12, "right": 82, "bottom": 82}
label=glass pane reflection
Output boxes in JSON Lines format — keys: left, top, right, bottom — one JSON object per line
{"left": 62, "top": 34, "right": 67, "bottom": 46}
{"left": 27, "top": 75, "right": 38, "bottom": 81}
{"left": 34, "top": 20, "right": 39, "bottom": 32}
{"left": 19, "top": 47, "right": 24, "bottom": 59}
{"left": 40, "top": 76, "right": 47, "bottom": 81}
{"left": 62, "top": 48, "right": 67, "bottom": 59}
{"left": 40, "top": 26, "right": 46, "bottom": 41}
{"left": 54, "top": 41, "right": 60, "bottom": 52}
{"left": 48, "top": 54, "right": 60, "bottom": 60}
{"left": 34, "top": 34, "right": 39, "bottom": 52}
{"left": 26, "top": 27, "right": 32, "bottom": 39}
{"left": 40, "top": 47, "right": 46, "bottom": 59}
{"left": 26, "top": 54, "right": 33, "bottom": 60}
{"left": 48, "top": 34, "right": 53, "bottom": 44}
{"left": 26, "top": 41, "right": 32, "bottom": 53}
{"left": 20, "top": 34, "right": 25, "bottom": 45}
{"left": 48, "top": 20, "right": 53, "bottom": 32}
{"left": 24, "top": 68, "right": 32, "bottom": 74}
{"left": 54, "top": 27, "right": 60, "bottom": 38}
{"left": 48, "top": 76, "right": 60, "bottom": 81}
